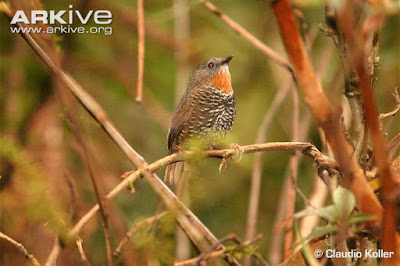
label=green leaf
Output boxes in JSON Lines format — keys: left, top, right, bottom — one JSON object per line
{"left": 306, "top": 225, "right": 339, "bottom": 241}
{"left": 349, "top": 213, "right": 379, "bottom": 224}
{"left": 333, "top": 187, "right": 356, "bottom": 219}
{"left": 294, "top": 205, "right": 337, "bottom": 222}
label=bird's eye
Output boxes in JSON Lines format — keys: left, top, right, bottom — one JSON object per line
{"left": 207, "top": 62, "right": 214, "bottom": 69}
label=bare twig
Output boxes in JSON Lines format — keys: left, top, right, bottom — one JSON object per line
{"left": 44, "top": 236, "right": 61, "bottom": 266}
{"left": 379, "top": 88, "right": 400, "bottom": 120}
{"left": 113, "top": 212, "right": 168, "bottom": 257}
{"left": 299, "top": 177, "right": 328, "bottom": 237}
{"left": 135, "top": 0, "right": 145, "bottom": 103}
{"left": 173, "top": 0, "right": 190, "bottom": 102}
{"left": 284, "top": 85, "right": 300, "bottom": 259}
{"left": 173, "top": 0, "right": 191, "bottom": 259}
{"left": 0, "top": 231, "right": 41, "bottom": 266}
{"left": 175, "top": 249, "right": 225, "bottom": 266}
{"left": 267, "top": 35, "right": 332, "bottom": 266}
{"left": 201, "top": 0, "right": 293, "bottom": 75}
{"left": 62, "top": 94, "right": 113, "bottom": 266}
{"left": 244, "top": 81, "right": 293, "bottom": 257}
{"left": 76, "top": 238, "right": 93, "bottom": 265}
{"left": 387, "top": 132, "right": 400, "bottom": 152}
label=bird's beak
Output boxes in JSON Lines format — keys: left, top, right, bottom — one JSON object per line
{"left": 222, "top": 55, "right": 233, "bottom": 65}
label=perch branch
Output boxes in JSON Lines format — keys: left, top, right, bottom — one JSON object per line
{"left": 69, "top": 142, "right": 337, "bottom": 240}
{"left": 0, "top": 231, "right": 41, "bottom": 266}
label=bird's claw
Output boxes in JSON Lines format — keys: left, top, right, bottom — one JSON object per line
{"left": 219, "top": 157, "right": 228, "bottom": 173}
{"left": 230, "top": 143, "right": 243, "bottom": 162}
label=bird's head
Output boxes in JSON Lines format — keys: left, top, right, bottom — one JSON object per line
{"left": 188, "top": 56, "right": 234, "bottom": 94}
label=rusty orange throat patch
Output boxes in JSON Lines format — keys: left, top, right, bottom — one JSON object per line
{"left": 211, "top": 71, "right": 232, "bottom": 94}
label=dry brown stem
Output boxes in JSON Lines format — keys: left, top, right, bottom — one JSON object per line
{"left": 201, "top": 0, "right": 293, "bottom": 75}
{"left": 0, "top": 231, "right": 41, "bottom": 266}
{"left": 61, "top": 93, "right": 113, "bottom": 266}
{"left": 284, "top": 84, "right": 301, "bottom": 259}
{"left": 379, "top": 88, "right": 400, "bottom": 120}
{"left": 387, "top": 132, "right": 400, "bottom": 152}
{"left": 135, "top": 0, "right": 145, "bottom": 103}
{"left": 244, "top": 82, "right": 292, "bottom": 258}
{"left": 44, "top": 237, "right": 61, "bottom": 266}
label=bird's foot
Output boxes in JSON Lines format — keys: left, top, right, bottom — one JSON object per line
{"left": 219, "top": 157, "right": 228, "bottom": 173}
{"left": 230, "top": 143, "right": 244, "bottom": 162}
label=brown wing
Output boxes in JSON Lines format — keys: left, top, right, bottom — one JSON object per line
{"left": 167, "top": 92, "right": 195, "bottom": 154}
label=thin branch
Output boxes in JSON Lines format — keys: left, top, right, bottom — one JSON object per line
{"left": 244, "top": 81, "right": 293, "bottom": 259}
{"left": 173, "top": 0, "right": 191, "bottom": 259}
{"left": 379, "top": 88, "right": 400, "bottom": 120}
{"left": 62, "top": 94, "right": 113, "bottom": 266}
{"left": 284, "top": 85, "right": 301, "bottom": 259}
{"left": 0, "top": 231, "right": 41, "bottom": 266}
{"left": 44, "top": 236, "right": 61, "bottom": 266}
{"left": 387, "top": 132, "right": 400, "bottom": 152}
{"left": 135, "top": 0, "right": 145, "bottom": 103}
{"left": 201, "top": 0, "right": 293, "bottom": 75}
{"left": 76, "top": 238, "right": 93, "bottom": 265}
{"left": 299, "top": 177, "right": 328, "bottom": 237}
{"left": 113, "top": 212, "right": 168, "bottom": 258}
{"left": 173, "top": 0, "right": 190, "bottom": 102}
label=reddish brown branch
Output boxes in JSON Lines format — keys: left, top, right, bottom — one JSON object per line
{"left": 0, "top": 231, "right": 41, "bottom": 266}
{"left": 272, "top": 0, "right": 383, "bottom": 230}
{"left": 135, "top": 0, "right": 145, "bottom": 103}
{"left": 339, "top": 0, "right": 399, "bottom": 261}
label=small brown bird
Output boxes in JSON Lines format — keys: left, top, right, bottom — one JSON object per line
{"left": 165, "top": 56, "right": 236, "bottom": 183}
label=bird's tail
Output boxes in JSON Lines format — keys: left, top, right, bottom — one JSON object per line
{"left": 165, "top": 161, "right": 188, "bottom": 184}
